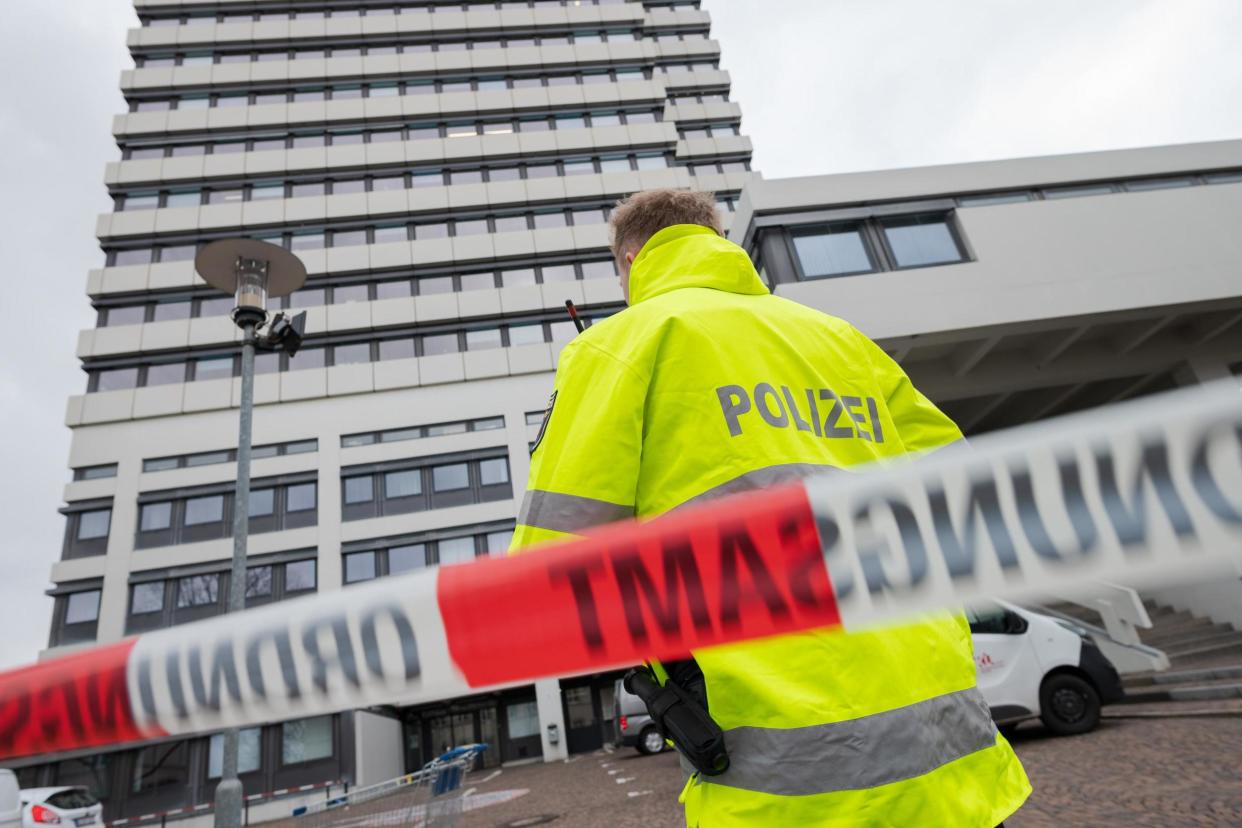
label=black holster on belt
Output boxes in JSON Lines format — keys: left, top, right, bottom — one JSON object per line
{"left": 624, "top": 660, "right": 729, "bottom": 776}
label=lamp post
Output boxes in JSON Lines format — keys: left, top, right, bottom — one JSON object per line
{"left": 195, "top": 239, "right": 307, "bottom": 828}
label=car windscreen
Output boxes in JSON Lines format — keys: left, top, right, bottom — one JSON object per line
{"left": 46, "top": 789, "right": 99, "bottom": 809}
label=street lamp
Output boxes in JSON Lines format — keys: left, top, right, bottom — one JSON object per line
{"left": 195, "top": 239, "right": 307, "bottom": 828}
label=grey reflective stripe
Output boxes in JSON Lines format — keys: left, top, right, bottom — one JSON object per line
{"left": 517, "top": 489, "right": 635, "bottom": 534}
{"left": 677, "top": 463, "right": 843, "bottom": 510}
{"left": 712, "top": 687, "right": 999, "bottom": 796}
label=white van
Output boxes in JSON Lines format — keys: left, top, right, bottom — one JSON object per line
{"left": 614, "top": 601, "right": 1126, "bottom": 754}
{"left": 0, "top": 770, "right": 21, "bottom": 828}
{"left": 968, "top": 600, "right": 1125, "bottom": 735}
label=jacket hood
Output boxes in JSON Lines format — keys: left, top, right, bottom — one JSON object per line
{"left": 627, "top": 224, "right": 770, "bottom": 306}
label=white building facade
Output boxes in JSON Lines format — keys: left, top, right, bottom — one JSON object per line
{"left": 21, "top": 0, "right": 752, "bottom": 822}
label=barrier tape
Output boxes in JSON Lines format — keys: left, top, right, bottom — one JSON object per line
{"left": 2, "top": 380, "right": 1240, "bottom": 760}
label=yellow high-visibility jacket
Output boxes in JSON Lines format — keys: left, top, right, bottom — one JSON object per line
{"left": 511, "top": 224, "right": 1031, "bottom": 827}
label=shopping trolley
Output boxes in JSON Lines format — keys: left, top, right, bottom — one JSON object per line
{"left": 291, "top": 743, "right": 489, "bottom": 828}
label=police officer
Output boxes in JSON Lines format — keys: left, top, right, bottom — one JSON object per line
{"left": 510, "top": 189, "right": 1031, "bottom": 826}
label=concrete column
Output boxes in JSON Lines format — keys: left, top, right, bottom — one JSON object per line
{"left": 535, "top": 678, "right": 568, "bottom": 761}
{"left": 96, "top": 453, "right": 142, "bottom": 642}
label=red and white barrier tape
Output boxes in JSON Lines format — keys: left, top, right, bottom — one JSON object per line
{"left": 2, "top": 380, "right": 1240, "bottom": 760}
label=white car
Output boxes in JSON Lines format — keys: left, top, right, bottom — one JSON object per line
{"left": 0, "top": 771, "right": 21, "bottom": 828}
{"left": 968, "top": 600, "right": 1125, "bottom": 735}
{"left": 18, "top": 788, "right": 102, "bottom": 828}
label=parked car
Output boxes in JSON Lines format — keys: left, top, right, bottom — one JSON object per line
{"left": 613, "top": 678, "right": 667, "bottom": 755}
{"left": 0, "top": 771, "right": 21, "bottom": 828}
{"left": 969, "top": 600, "right": 1125, "bottom": 735}
{"left": 19, "top": 788, "right": 103, "bottom": 828}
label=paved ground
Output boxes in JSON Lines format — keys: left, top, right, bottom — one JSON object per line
{"left": 272, "top": 709, "right": 1242, "bottom": 827}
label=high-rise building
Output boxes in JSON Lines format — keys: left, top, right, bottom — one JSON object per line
{"left": 22, "top": 0, "right": 752, "bottom": 821}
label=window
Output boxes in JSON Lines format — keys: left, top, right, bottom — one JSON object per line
{"left": 208, "top": 729, "right": 261, "bottom": 777}
{"left": 1124, "top": 177, "right": 1195, "bottom": 191}
{"left": 131, "top": 582, "right": 164, "bottom": 615}
{"left": 1043, "top": 184, "right": 1116, "bottom": 199}
{"left": 65, "top": 590, "right": 101, "bottom": 625}
{"left": 96, "top": 367, "right": 139, "bottom": 392}
{"left": 176, "top": 574, "right": 218, "bottom": 608}
{"left": 282, "top": 717, "right": 334, "bottom": 764}
{"left": 74, "top": 464, "right": 118, "bottom": 481}
{"left": 423, "top": 333, "right": 458, "bottom": 355}
{"left": 287, "top": 483, "right": 317, "bottom": 512}
{"left": 345, "top": 551, "right": 377, "bottom": 583}
{"left": 333, "top": 342, "right": 371, "bottom": 365}
{"left": 508, "top": 324, "right": 545, "bottom": 347}
{"left": 184, "top": 495, "right": 224, "bottom": 525}
{"left": 437, "top": 536, "right": 476, "bottom": 565}
{"left": 249, "top": 489, "right": 275, "bottom": 517}
{"left": 77, "top": 509, "right": 112, "bottom": 540}
{"left": 105, "top": 305, "right": 146, "bottom": 326}
{"left": 194, "top": 356, "right": 234, "bottom": 382}
{"left": 478, "top": 458, "right": 510, "bottom": 486}
{"left": 541, "top": 264, "right": 576, "bottom": 283}
{"left": 432, "top": 464, "right": 469, "bottom": 492}
{"left": 465, "top": 328, "right": 502, "bottom": 350}
{"left": 957, "top": 191, "right": 1031, "bottom": 207}
{"left": 388, "top": 544, "right": 426, "bottom": 575}
{"left": 246, "top": 566, "right": 273, "bottom": 599}
{"left": 581, "top": 260, "right": 615, "bottom": 280}
{"left": 286, "top": 560, "right": 316, "bottom": 592}
{"left": 344, "top": 476, "right": 374, "bottom": 504}
{"left": 140, "top": 502, "right": 172, "bottom": 531}
{"left": 485, "top": 530, "right": 513, "bottom": 555}
{"left": 793, "top": 225, "right": 873, "bottom": 278}
{"left": 882, "top": 215, "right": 965, "bottom": 268}
{"left": 384, "top": 470, "right": 422, "bottom": 498}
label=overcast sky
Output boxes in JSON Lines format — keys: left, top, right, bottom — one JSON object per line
{"left": 0, "top": 0, "right": 1239, "bottom": 669}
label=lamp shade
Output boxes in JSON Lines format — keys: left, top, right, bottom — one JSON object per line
{"left": 194, "top": 239, "right": 308, "bottom": 304}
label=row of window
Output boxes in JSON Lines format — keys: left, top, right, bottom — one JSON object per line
{"left": 144, "top": 439, "right": 318, "bottom": 472}
{"left": 126, "top": 558, "right": 318, "bottom": 633}
{"left": 342, "top": 414, "right": 505, "bottom": 446}
{"left": 105, "top": 194, "right": 673, "bottom": 267}
{"left": 73, "top": 464, "right": 118, "bottom": 481}
{"left": 135, "top": 28, "right": 687, "bottom": 66}
{"left": 341, "top": 452, "right": 512, "bottom": 520}
{"left": 96, "top": 256, "right": 623, "bottom": 327}
{"left": 127, "top": 62, "right": 720, "bottom": 111}
{"left": 14, "top": 715, "right": 342, "bottom": 823}
{"left": 953, "top": 171, "right": 1242, "bottom": 206}
{"left": 88, "top": 309, "right": 609, "bottom": 393}
{"left": 102, "top": 187, "right": 745, "bottom": 270}
{"left": 344, "top": 526, "right": 514, "bottom": 582}
{"left": 790, "top": 213, "right": 967, "bottom": 280}
{"left": 121, "top": 106, "right": 663, "bottom": 159}
{"left": 135, "top": 478, "right": 318, "bottom": 549}
{"left": 115, "top": 148, "right": 679, "bottom": 209}
{"left": 141, "top": 0, "right": 633, "bottom": 25}
{"left": 68, "top": 441, "right": 318, "bottom": 480}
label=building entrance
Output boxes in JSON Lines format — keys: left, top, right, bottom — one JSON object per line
{"left": 560, "top": 671, "right": 624, "bottom": 754}
{"left": 401, "top": 687, "right": 534, "bottom": 770}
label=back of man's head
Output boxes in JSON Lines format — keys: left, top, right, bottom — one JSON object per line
{"left": 609, "top": 189, "right": 723, "bottom": 280}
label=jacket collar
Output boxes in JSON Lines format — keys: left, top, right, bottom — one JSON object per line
{"left": 628, "top": 224, "right": 770, "bottom": 306}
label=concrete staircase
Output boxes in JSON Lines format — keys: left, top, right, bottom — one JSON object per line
{"left": 1040, "top": 598, "right": 1242, "bottom": 708}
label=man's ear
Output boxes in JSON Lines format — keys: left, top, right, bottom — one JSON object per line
{"left": 625, "top": 251, "right": 636, "bottom": 266}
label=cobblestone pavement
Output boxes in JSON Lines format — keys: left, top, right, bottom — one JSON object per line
{"left": 450, "top": 714, "right": 1242, "bottom": 828}
{"left": 274, "top": 712, "right": 1242, "bottom": 828}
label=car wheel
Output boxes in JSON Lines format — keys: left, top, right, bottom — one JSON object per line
{"left": 637, "top": 726, "right": 666, "bottom": 755}
{"left": 1040, "top": 673, "right": 1101, "bottom": 736}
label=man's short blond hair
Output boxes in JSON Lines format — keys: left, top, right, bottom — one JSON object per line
{"left": 609, "top": 189, "right": 723, "bottom": 260}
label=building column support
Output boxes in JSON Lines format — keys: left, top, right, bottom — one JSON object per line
{"left": 535, "top": 678, "right": 569, "bottom": 762}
